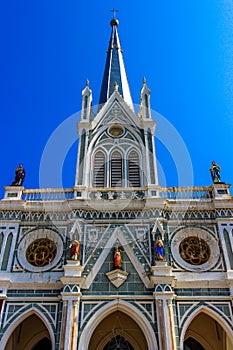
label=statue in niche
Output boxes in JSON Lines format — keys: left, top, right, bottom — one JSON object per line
{"left": 155, "top": 236, "right": 165, "bottom": 261}
{"left": 69, "top": 240, "right": 80, "bottom": 261}
{"left": 210, "top": 161, "right": 221, "bottom": 183}
{"left": 11, "top": 163, "right": 26, "bottom": 186}
{"left": 114, "top": 246, "right": 122, "bottom": 269}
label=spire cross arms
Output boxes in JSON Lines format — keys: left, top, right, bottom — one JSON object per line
{"left": 110, "top": 9, "right": 119, "bottom": 19}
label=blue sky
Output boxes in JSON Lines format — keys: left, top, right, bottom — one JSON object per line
{"left": 1, "top": 1, "right": 233, "bottom": 196}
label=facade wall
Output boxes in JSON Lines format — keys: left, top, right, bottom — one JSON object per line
{"left": 0, "top": 194, "right": 232, "bottom": 349}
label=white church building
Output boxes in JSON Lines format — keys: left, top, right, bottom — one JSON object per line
{"left": 0, "top": 16, "right": 233, "bottom": 350}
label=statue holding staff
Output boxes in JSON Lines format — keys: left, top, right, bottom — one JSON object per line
{"left": 210, "top": 161, "right": 221, "bottom": 183}
{"left": 11, "top": 163, "right": 26, "bottom": 186}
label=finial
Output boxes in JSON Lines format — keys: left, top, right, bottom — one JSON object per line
{"left": 86, "top": 79, "right": 89, "bottom": 87}
{"left": 114, "top": 81, "right": 119, "bottom": 91}
{"left": 143, "top": 77, "right": 147, "bottom": 85}
{"left": 110, "top": 9, "right": 119, "bottom": 26}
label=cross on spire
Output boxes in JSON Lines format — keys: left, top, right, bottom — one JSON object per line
{"left": 110, "top": 8, "right": 119, "bottom": 19}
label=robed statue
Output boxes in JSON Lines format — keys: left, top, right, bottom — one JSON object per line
{"left": 210, "top": 161, "right": 221, "bottom": 183}
{"left": 155, "top": 236, "right": 165, "bottom": 261}
{"left": 69, "top": 240, "right": 80, "bottom": 261}
{"left": 11, "top": 163, "right": 26, "bottom": 186}
{"left": 114, "top": 247, "right": 122, "bottom": 269}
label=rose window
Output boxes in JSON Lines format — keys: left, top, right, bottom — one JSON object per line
{"left": 179, "top": 236, "right": 210, "bottom": 265}
{"left": 26, "top": 238, "right": 57, "bottom": 267}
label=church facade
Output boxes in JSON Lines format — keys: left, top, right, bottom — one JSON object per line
{"left": 0, "top": 17, "right": 233, "bottom": 350}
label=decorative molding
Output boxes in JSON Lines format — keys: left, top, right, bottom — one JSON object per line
{"left": 105, "top": 269, "right": 129, "bottom": 288}
{"left": 1, "top": 207, "right": 233, "bottom": 222}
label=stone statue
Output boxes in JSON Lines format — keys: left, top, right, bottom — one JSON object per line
{"left": 69, "top": 240, "right": 80, "bottom": 261}
{"left": 11, "top": 163, "right": 26, "bottom": 186}
{"left": 210, "top": 161, "right": 221, "bottom": 183}
{"left": 155, "top": 236, "right": 164, "bottom": 261}
{"left": 114, "top": 246, "right": 122, "bottom": 269}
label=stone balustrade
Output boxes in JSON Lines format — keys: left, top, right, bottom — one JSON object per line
{"left": 158, "top": 186, "right": 212, "bottom": 200}
{"left": 22, "top": 188, "right": 75, "bottom": 201}
{"left": 2, "top": 184, "right": 230, "bottom": 201}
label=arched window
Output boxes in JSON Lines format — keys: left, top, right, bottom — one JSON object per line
{"left": 93, "top": 151, "right": 105, "bottom": 187}
{"left": 103, "top": 335, "right": 134, "bottom": 350}
{"left": 145, "top": 94, "right": 150, "bottom": 118}
{"left": 0, "top": 233, "right": 3, "bottom": 255}
{"left": 1, "top": 233, "right": 13, "bottom": 271}
{"left": 111, "top": 151, "right": 122, "bottom": 187}
{"left": 128, "top": 150, "right": 140, "bottom": 187}
{"left": 83, "top": 95, "right": 88, "bottom": 119}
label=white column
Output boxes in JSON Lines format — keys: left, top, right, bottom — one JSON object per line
{"left": 156, "top": 299, "right": 166, "bottom": 350}
{"left": 155, "top": 295, "right": 176, "bottom": 350}
{"left": 64, "top": 298, "right": 73, "bottom": 350}
{"left": 167, "top": 299, "right": 176, "bottom": 350}
{"left": 60, "top": 287, "right": 82, "bottom": 350}
{"left": 60, "top": 300, "right": 68, "bottom": 350}
{"left": 71, "top": 299, "right": 80, "bottom": 350}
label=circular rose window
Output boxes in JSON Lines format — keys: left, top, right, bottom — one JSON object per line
{"left": 109, "top": 125, "right": 124, "bottom": 137}
{"left": 179, "top": 236, "right": 210, "bottom": 265}
{"left": 26, "top": 238, "right": 57, "bottom": 267}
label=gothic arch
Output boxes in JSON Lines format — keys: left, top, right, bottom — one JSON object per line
{"left": 110, "top": 149, "right": 123, "bottom": 187}
{"left": 180, "top": 305, "right": 233, "bottom": 350}
{"left": 92, "top": 149, "right": 107, "bottom": 187}
{"left": 0, "top": 308, "right": 55, "bottom": 350}
{"left": 127, "top": 148, "right": 141, "bottom": 187}
{"left": 78, "top": 299, "right": 158, "bottom": 350}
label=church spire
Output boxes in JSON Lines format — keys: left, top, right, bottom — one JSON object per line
{"left": 98, "top": 16, "right": 133, "bottom": 108}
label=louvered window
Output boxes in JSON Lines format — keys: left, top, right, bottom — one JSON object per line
{"left": 111, "top": 151, "right": 122, "bottom": 187}
{"left": 83, "top": 95, "right": 88, "bottom": 119}
{"left": 145, "top": 94, "right": 150, "bottom": 118}
{"left": 93, "top": 151, "right": 105, "bottom": 187}
{"left": 128, "top": 150, "right": 140, "bottom": 187}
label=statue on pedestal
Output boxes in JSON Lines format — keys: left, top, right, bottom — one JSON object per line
{"left": 155, "top": 236, "right": 164, "bottom": 261}
{"left": 114, "top": 246, "right": 122, "bottom": 269}
{"left": 69, "top": 240, "right": 80, "bottom": 261}
{"left": 210, "top": 161, "right": 221, "bottom": 183}
{"left": 11, "top": 163, "right": 26, "bottom": 186}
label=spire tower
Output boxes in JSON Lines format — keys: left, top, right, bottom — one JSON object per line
{"left": 98, "top": 16, "right": 133, "bottom": 108}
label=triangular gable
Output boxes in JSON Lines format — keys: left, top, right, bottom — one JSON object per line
{"left": 92, "top": 91, "right": 140, "bottom": 130}
{"left": 69, "top": 220, "right": 83, "bottom": 240}
{"left": 84, "top": 227, "right": 150, "bottom": 288}
{"left": 152, "top": 219, "right": 165, "bottom": 239}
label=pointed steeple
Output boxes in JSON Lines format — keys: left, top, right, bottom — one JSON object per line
{"left": 98, "top": 17, "right": 133, "bottom": 108}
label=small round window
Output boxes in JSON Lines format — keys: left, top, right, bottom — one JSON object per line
{"left": 109, "top": 125, "right": 124, "bottom": 138}
{"left": 179, "top": 236, "right": 210, "bottom": 265}
{"left": 26, "top": 238, "right": 57, "bottom": 267}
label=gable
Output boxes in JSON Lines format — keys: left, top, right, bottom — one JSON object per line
{"left": 82, "top": 227, "right": 151, "bottom": 289}
{"left": 92, "top": 92, "right": 140, "bottom": 130}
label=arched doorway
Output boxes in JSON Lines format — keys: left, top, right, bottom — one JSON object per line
{"left": 89, "top": 311, "right": 147, "bottom": 350}
{"left": 78, "top": 300, "right": 158, "bottom": 350}
{"left": 5, "top": 314, "right": 52, "bottom": 350}
{"left": 183, "top": 312, "right": 233, "bottom": 350}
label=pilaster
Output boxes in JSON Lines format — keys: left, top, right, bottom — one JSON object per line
{"left": 60, "top": 261, "right": 84, "bottom": 350}
{"left": 152, "top": 262, "right": 176, "bottom": 350}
